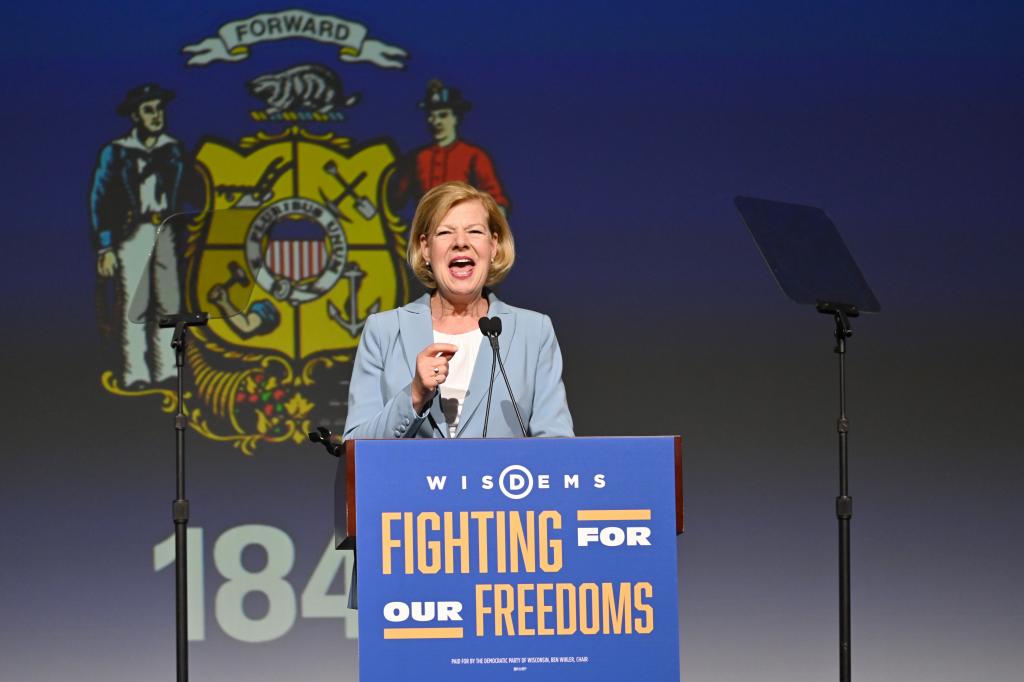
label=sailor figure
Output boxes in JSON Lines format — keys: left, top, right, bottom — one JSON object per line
{"left": 90, "top": 84, "right": 186, "bottom": 389}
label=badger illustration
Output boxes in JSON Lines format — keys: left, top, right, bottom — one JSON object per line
{"left": 247, "top": 64, "right": 360, "bottom": 115}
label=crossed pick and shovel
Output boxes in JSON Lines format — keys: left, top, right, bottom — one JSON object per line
{"left": 319, "top": 161, "right": 378, "bottom": 220}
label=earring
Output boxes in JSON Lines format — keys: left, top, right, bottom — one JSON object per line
{"left": 426, "top": 260, "right": 431, "bottom": 267}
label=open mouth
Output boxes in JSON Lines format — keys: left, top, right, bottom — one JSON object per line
{"left": 448, "top": 257, "right": 476, "bottom": 279}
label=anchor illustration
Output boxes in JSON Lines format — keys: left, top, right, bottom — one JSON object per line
{"left": 318, "top": 160, "right": 378, "bottom": 220}
{"left": 327, "top": 261, "right": 380, "bottom": 337}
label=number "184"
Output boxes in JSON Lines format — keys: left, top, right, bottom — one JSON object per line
{"left": 153, "top": 524, "right": 357, "bottom": 643}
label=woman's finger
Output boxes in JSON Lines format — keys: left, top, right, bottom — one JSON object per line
{"left": 421, "top": 343, "right": 458, "bottom": 358}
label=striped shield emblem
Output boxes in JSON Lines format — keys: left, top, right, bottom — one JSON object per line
{"left": 264, "top": 239, "right": 329, "bottom": 280}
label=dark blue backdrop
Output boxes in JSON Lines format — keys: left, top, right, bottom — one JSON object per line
{"left": 2, "top": 1, "right": 1022, "bottom": 680}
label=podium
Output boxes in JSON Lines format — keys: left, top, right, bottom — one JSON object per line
{"left": 335, "top": 437, "right": 684, "bottom": 682}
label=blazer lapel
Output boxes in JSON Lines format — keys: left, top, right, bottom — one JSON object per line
{"left": 491, "top": 295, "right": 517, "bottom": 367}
{"left": 397, "top": 294, "right": 431, "bottom": 375}
{"left": 456, "top": 293, "right": 517, "bottom": 437}
{"left": 398, "top": 293, "right": 449, "bottom": 436}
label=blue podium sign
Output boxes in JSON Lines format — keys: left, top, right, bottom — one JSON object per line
{"left": 354, "top": 437, "right": 681, "bottom": 681}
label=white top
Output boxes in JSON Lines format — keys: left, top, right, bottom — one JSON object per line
{"left": 433, "top": 328, "right": 483, "bottom": 437}
{"left": 113, "top": 130, "right": 177, "bottom": 213}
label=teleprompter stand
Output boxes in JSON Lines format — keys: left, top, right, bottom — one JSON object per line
{"left": 735, "top": 196, "right": 880, "bottom": 682}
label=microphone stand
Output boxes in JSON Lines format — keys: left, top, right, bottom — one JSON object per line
{"left": 158, "top": 312, "right": 209, "bottom": 682}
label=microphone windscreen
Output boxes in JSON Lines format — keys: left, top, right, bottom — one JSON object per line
{"left": 490, "top": 317, "right": 502, "bottom": 335}
{"left": 478, "top": 316, "right": 492, "bottom": 335}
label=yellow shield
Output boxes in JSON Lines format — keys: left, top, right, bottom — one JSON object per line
{"left": 191, "top": 126, "right": 408, "bottom": 357}
{"left": 170, "top": 126, "right": 409, "bottom": 452}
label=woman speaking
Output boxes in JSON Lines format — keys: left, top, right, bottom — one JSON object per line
{"left": 343, "top": 182, "right": 573, "bottom": 439}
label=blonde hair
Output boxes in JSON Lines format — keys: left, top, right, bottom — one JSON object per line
{"left": 407, "top": 182, "right": 515, "bottom": 288}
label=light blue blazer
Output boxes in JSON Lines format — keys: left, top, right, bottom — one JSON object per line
{"left": 343, "top": 292, "right": 574, "bottom": 439}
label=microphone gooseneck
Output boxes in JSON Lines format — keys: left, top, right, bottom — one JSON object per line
{"left": 479, "top": 317, "right": 499, "bottom": 438}
{"left": 479, "top": 316, "right": 528, "bottom": 437}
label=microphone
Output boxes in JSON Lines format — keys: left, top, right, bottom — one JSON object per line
{"left": 307, "top": 426, "right": 342, "bottom": 457}
{"left": 478, "top": 316, "right": 528, "bottom": 437}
